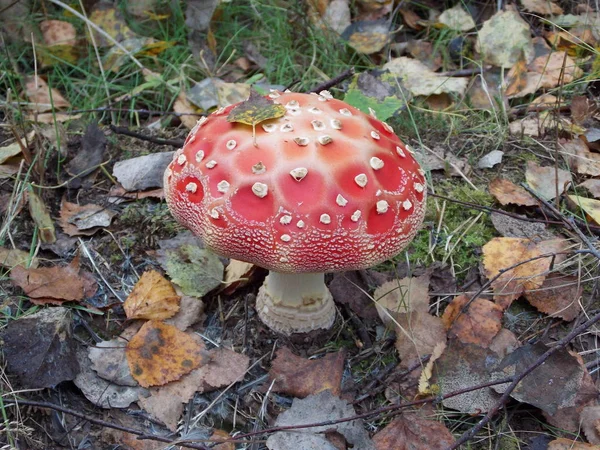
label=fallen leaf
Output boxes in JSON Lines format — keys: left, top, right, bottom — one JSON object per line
{"left": 561, "top": 138, "right": 600, "bottom": 176}
{"left": 0, "top": 142, "right": 22, "bottom": 164}
{"left": 164, "top": 293, "right": 205, "bottom": 331}
{"left": 581, "top": 406, "right": 600, "bottom": 444}
{"left": 126, "top": 321, "right": 206, "bottom": 387}
{"left": 373, "top": 413, "right": 454, "bottom": 449}
{"left": 418, "top": 341, "right": 446, "bottom": 395}
{"left": 442, "top": 296, "right": 503, "bottom": 348}
{"left": 38, "top": 19, "right": 78, "bottom": 66}
{"left": 525, "top": 161, "right": 572, "bottom": 201}
{"left": 491, "top": 212, "right": 552, "bottom": 239}
{"left": 89, "top": 338, "right": 137, "bottom": 386}
{"left": 508, "top": 116, "right": 549, "bottom": 136}
{"left": 59, "top": 200, "right": 116, "bottom": 236}
{"left": 266, "top": 390, "right": 375, "bottom": 450}
{"left": 124, "top": 270, "right": 180, "bottom": 320}
{"left": 438, "top": 4, "right": 475, "bottom": 31}
{"left": 521, "top": 0, "right": 563, "bottom": 16}
{"left": 399, "top": 8, "right": 424, "bottom": 30}
{"left": 489, "top": 328, "right": 520, "bottom": 357}
{"left": 329, "top": 270, "right": 386, "bottom": 320}
{"left": 227, "top": 90, "right": 286, "bottom": 139}
{"left": 571, "top": 96, "right": 598, "bottom": 125}
{"left": 321, "top": 0, "right": 351, "bottom": 35}
{"left": 221, "top": 259, "right": 256, "bottom": 294}
{"left": 373, "top": 274, "right": 430, "bottom": 327}
{"left": 74, "top": 346, "right": 146, "bottom": 408}
{"left": 433, "top": 341, "right": 503, "bottom": 413}
{"left": 476, "top": 9, "right": 534, "bottom": 68}
{"left": 548, "top": 438, "right": 597, "bottom": 449}
{"left": 10, "top": 256, "right": 97, "bottom": 304}
{"left": 524, "top": 274, "right": 582, "bottom": 321}
{"left": 187, "top": 77, "right": 251, "bottom": 111}
{"left": 489, "top": 178, "right": 538, "bottom": 206}
{"left": 157, "top": 240, "right": 223, "bottom": 297}
{"left": 1, "top": 307, "right": 79, "bottom": 388}
{"left": 138, "top": 347, "right": 249, "bottom": 431}
{"left": 394, "top": 310, "right": 447, "bottom": 368}
{"left": 173, "top": 92, "right": 200, "bottom": 129}
{"left": 269, "top": 347, "right": 345, "bottom": 397}
{"left": 87, "top": 2, "right": 137, "bottom": 47}
{"left": 28, "top": 185, "right": 56, "bottom": 244}
{"left": 0, "top": 247, "right": 38, "bottom": 269}
{"left": 25, "top": 75, "right": 70, "bottom": 112}
{"left": 344, "top": 71, "right": 410, "bottom": 121}
{"left": 493, "top": 342, "right": 584, "bottom": 415}
{"left": 383, "top": 57, "right": 468, "bottom": 97}
{"left": 579, "top": 179, "right": 600, "bottom": 198}
{"left": 342, "top": 20, "right": 391, "bottom": 54}
{"left": 482, "top": 237, "right": 564, "bottom": 308}
{"left": 568, "top": 195, "right": 600, "bottom": 225}
{"left": 65, "top": 122, "right": 107, "bottom": 189}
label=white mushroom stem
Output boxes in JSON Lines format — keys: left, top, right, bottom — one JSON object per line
{"left": 255, "top": 272, "right": 336, "bottom": 335}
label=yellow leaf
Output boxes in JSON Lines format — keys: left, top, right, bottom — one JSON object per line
{"left": 27, "top": 185, "right": 56, "bottom": 244}
{"left": 126, "top": 321, "right": 206, "bottom": 387}
{"left": 568, "top": 195, "right": 600, "bottom": 225}
{"left": 124, "top": 270, "right": 180, "bottom": 320}
{"left": 227, "top": 90, "right": 286, "bottom": 129}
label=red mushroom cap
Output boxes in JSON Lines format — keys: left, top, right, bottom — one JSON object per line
{"left": 164, "top": 91, "right": 427, "bottom": 273}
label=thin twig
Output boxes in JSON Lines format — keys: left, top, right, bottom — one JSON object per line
{"left": 109, "top": 125, "right": 184, "bottom": 148}
{"left": 1, "top": 398, "right": 209, "bottom": 450}
{"left": 308, "top": 67, "right": 356, "bottom": 93}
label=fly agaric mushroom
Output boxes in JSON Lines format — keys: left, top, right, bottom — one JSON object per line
{"left": 164, "top": 90, "right": 426, "bottom": 335}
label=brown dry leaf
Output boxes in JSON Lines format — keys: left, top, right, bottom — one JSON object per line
{"left": 211, "top": 429, "right": 235, "bottom": 450}
{"left": 268, "top": 347, "right": 345, "bottom": 398}
{"left": 520, "top": 0, "right": 563, "bottom": 15}
{"left": 579, "top": 179, "right": 600, "bottom": 198}
{"left": 524, "top": 274, "right": 582, "bottom": 321}
{"left": 38, "top": 20, "right": 78, "bottom": 66}
{"left": 568, "top": 195, "right": 600, "bottom": 225}
{"left": 0, "top": 247, "right": 38, "bottom": 269}
{"left": 374, "top": 274, "right": 430, "bottom": 328}
{"left": 59, "top": 200, "right": 116, "bottom": 236}
{"left": 438, "top": 4, "right": 475, "bottom": 31}
{"left": 173, "top": 92, "right": 200, "bottom": 129}
{"left": 344, "top": 20, "right": 390, "bottom": 54}
{"left": 548, "top": 438, "right": 597, "bottom": 449}
{"left": 525, "top": 161, "right": 572, "bottom": 201}
{"left": 581, "top": 406, "right": 600, "bottom": 444}
{"left": 482, "top": 237, "right": 560, "bottom": 308}
{"left": 126, "top": 321, "right": 206, "bottom": 388}
{"left": 529, "top": 51, "right": 583, "bottom": 88}
{"left": 504, "top": 56, "right": 529, "bottom": 97}
{"left": 418, "top": 341, "right": 446, "bottom": 395}
{"left": 571, "top": 96, "right": 598, "bottom": 125}
{"left": 561, "top": 138, "right": 600, "bottom": 176}
{"left": 137, "top": 347, "right": 249, "bottom": 431}
{"left": 489, "top": 178, "right": 538, "bottom": 206}
{"left": 399, "top": 8, "right": 423, "bottom": 30}
{"left": 442, "top": 296, "right": 503, "bottom": 347}
{"left": 124, "top": 271, "right": 180, "bottom": 320}
{"left": 372, "top": 413, "right": 454, "bottom": 449}
{"left": 395, "top": 310, "right": 447, "bottom": 368}
{"left": 25, "top": 76, "right": 70, "bottom": 113}
{"left": 10, "top": 256, "right": 97, "bottom": 304}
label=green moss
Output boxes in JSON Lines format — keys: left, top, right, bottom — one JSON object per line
{"left": 405, "top": 181, "right": 496, "bottom": 279}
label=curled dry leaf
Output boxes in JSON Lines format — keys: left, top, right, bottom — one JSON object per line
{"left": 561, "top": 138, "right": 600, "bottom": 176}
{"left": 489, "top": 178, "right": 538, "bottom": 206}
{"left": 173, "top": 92, "right": 201, "bottom": 130}
{"left": 548, "top": 438, "right": 597, "bottom": 449}
{"left": 482, "top": 237, "right": 567, "bottom": 309}
{"left": 10, "top": 255, "right": 97, "bottom": 304}
{"left": 126, "top": 321, "right": 206, "bottom": 387}
{"left": 221, "top": 258, "right": 256, "bottom": 294}
{"left": 124, "top": 270, "right": 180, "bottom": 320}
{"left": 394, "top": 310, "right": 447, "bottom": 368}
{"left": 524, "top": 273, "right": 582, "bottom": 321}
{"left": 59, "top": 200, "right": 116, "bottom": 236}
{"left": 268, "top": 347, "right": 345, "bottom": 397}
{"left": 442, "top": 295, "right": 503, "bottom": 348}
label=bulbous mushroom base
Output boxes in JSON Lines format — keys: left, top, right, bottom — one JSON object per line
{"left": 255, "top": 272, "right": 336, "bottom": 335}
